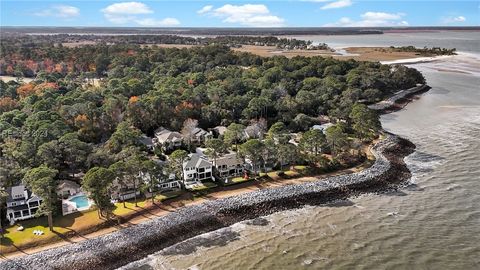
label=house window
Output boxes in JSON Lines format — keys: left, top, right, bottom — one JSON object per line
{"left": 14, "top": 211, "right": 21, "bottom": 218}
{"left": 199, "top": 173, "right": 205, "bottom": 179}
{"left": 199, "top": 167, "right": 205, "bottom": 173}
{"left": 187, "top": 174, "right": 192, "bottom": 177}
{"left": 206, "top": 172, "right": 211, "bottom": 178}
{"left": 29, "top": 201, "right": 39, "bottom": 207}
{"left": 31, "top": 208, "right": 38, "bottom": 215}
{"left": 10, "top": 202, "right": 16, "bottom": 206}
{"left": 22, "top": 209, "right": 30, "bottom": 216}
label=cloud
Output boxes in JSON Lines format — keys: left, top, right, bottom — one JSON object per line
{"left": 324, "top": 11, "right": 408, "bottom": 27}
{"left": 199, "top": 4, "right": 285, "bottom": 27}
{"left": 34, "top": 5, "right": 80, "bottom": 18}
{"left": 197, "top": 5, "right": 213, "bottom": 14}
{"left": 101, "top": 2, "right": 180, "bottom": 26}
{"left": 135, "top": 18, "right": 180, "bottom": 26}
{"left": 320, "top": 0, "right": 352, "bottom": 10}
{"left": 443, "top": 16, "right": 466, "bottom": 24}
{"left": 101, "top": 2, "right": 152, "bottom": 15}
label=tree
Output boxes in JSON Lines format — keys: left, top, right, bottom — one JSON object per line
{"left": 267, "top": 121, "right": 289, "bottom": 144}
{"left": 349, "top": 103, "right": 381, "bottom": 141}
{"left": 205, "top": 138, "right": 226, "bottom": 167}
{"left": 169, "top": 149, "right": 189, "bottom": 185}
{"left": 181, "top": 118, "right": 198, "bottom": 150}
{"left": 223, "top": 123, "right": 245, "bottom": 150}
{"left": 107, "top": 121, "right": 142, "bottom": 153}
{"left": 82, "top": 167, "right": 115, "bottom": 219}
{"left": 277, "top": 143, "right": 299, "bottom": 170}
{"left": 239, "top": 139, "right": 264, "bottom": 174}
{"left": 325, "top": 124, "right": 349, "bottom": 156}
{"left": 24, "top": 165, "right": 58, "bottom": 231}
{"left": 299, "top": 129, "right": 326, "bottom": 156}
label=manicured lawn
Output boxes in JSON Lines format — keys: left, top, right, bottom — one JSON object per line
{"left": 1, "top": 191, "right": 183, "bottom": 251}
{"left": 188, "top": 182, "right": 218, "bottom": 191}
{"left": 224, "top": 176, "right": 253, "bottom": 186}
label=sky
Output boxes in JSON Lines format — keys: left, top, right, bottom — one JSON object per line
{"left": 1, "top": 0, "right": 478, "bottom": 27}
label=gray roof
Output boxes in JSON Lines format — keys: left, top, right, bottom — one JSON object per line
{"left": 192, "top": 127, "right": 208, "bottom": 138}
{"left": 139, "top": 135, "right": 154, "bottom": 147}
{"left": 184, "top": 154, "right": 212, "bottom": 169}
{"left": 57, "top": 180, "right": 80, "bottom": 191}
{"left": 213, "top": 153, "right": 243, "bottom": 167}
{"left": 155, "top": 128, "right": 183, "bottom": 144}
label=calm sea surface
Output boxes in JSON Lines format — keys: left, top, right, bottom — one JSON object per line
{"left": 122, "top": 31, "right": 480, "bottom": 270}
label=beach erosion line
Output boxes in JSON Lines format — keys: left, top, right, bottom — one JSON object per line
{"left": 0, "top": 132, "right": 416, "bottom": 270}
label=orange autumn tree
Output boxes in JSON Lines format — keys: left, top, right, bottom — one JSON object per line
{"left": 34, "top": 82, "right": 59, "bottom": 96}
{"left": 0, "top": 97, "right": 18, "bottom": 113}
{"left": 16, "top": 83, "right": 36, "bottom": 98}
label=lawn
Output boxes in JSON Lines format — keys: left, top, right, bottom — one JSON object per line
{"left": 224, "top": 176, "right": 253, "bottom": 186}
{"left": 1, "top": 191, "right": 183, "bottom": 252}
{"left": 188, "top": 182, "right": 218, "bottom": 191}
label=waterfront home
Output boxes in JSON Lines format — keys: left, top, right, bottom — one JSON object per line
{"left": 5, "top": 185, "right": 42, "bottom": 224}
{"left": 56, "top": 180, "right": 81, "bottom": 199}
{"left": 139, "top": 172, "right": 181, "bottom": 192}
{"left": 183, "top": 154, "right": 214, "bottom": 184}
{"left": 153, "top": 127, "right": 184, "bottom": 151}
{"left": 212, "top": 153, "right": 245, "bottom": 180}
{"left": 110, "top": 177, "right": 141, "bottom": 202}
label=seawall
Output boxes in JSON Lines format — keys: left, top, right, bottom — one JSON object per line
{"left": 0, "top": 133, "right": 415, "bottom": 270}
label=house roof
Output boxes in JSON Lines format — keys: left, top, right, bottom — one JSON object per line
{"left": 192, "top": 127, "right": 208, "bottom": 138}
{"left": 139, "top": 135, "right": 154, "bottom": 147}
{"left": 155, "top": 128, "right": 183, "bottom": 144}
{"left": 184, "top": 154, "right": 213, "bottom": 169}
{"left": 213, "top": 126, "right": 227, "bottom": 135}
{"left": 57, "top": 180, "right": 80, "bottom": 191}
{"left": 213, "top": 153, "right": 243, "bottom": 167}
{"left": 6, "top": 185, "right": 27, "bottom": 203}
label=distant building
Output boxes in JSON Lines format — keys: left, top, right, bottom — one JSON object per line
{"left": 56, "top": 180, "right": 81, "bottom": 199}
{"left": 5, "top": 185, "right": 42, "bottom": 224}
{"left": 191, "top": 127, "right": 212, "bottom": 144}
{"left": 212, "top": 153, "right": 245, "bottom": 180}
{"left": 312, "top": 123, "right": 334, "bottom": 134}
{"left": 139, "top": 135, "right": 155, "bottom": 151}
{"left": 153, "top": 127, "right": 184, "bottom": 151}
{"left": 183, "top": 154, "right": 214, "bottom": 184}
{"left": 212, "top": 126, "right": 227, "bottom": 138}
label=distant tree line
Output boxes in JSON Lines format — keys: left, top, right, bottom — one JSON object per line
{"left": 389, "top": 46, "right": 457, "bottom": 56}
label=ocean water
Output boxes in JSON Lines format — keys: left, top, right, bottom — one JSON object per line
{"left": 121, "top": 32, "right": 480, "bottom": 270}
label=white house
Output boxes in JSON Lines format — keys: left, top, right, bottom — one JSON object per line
{"left": 56, "top": 180, "right": 81, "bottom": 199}
{"left": 139, "top": 172, "right": 181, "bottom": 193}
{"left": 212, "top": 153, "right": 245, "bottom": 180}
{"left": 153, "top": 127, "right": 184, "bottom": 151}
{"left": 5, "top": 185, "right": 42, "bottom": 224}
{"left": 183, "top": 154, "right": 214, "bottom": 184}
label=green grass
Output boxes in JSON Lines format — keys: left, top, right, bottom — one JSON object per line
{"left": 224, "top": 176, "right": 253, "bottom": 186}
{"left": 189, "top": 182, "right": 218, "bottom": 191}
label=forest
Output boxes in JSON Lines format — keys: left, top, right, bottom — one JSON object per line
{"left": 0, "top": 37, "right": 425, "bottom": 222}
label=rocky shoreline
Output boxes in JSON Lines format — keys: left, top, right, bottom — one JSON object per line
{"left": 368, "top": 84, "right": 431, "bottom": 112}
{"left": 0, "top": 132, "right": 415, "bottom": 270}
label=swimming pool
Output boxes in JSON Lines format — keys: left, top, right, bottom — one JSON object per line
{"left": 69, "top": 194, "right": 90, "bottom": 209}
